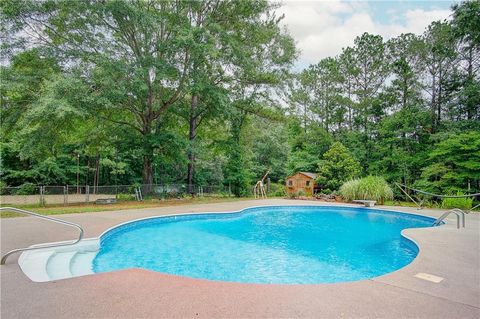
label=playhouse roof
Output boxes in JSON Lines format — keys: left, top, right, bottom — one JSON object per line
{"left": 287, "top": 172, "right": 317, "bottom": 180}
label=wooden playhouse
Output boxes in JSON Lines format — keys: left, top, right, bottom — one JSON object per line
{"left": 285, "top": 172, "right": 317, "bottom": 197}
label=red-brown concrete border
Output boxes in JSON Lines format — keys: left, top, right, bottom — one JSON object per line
{"left": 1, "top": 199, "right": 479, "bottom": 318}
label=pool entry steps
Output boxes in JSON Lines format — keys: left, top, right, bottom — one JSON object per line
{"left": 19, "top": 239, "right": 99, "bottom": 282}
{"left": 0, "top": 207, "right": 96, "bottom": 282}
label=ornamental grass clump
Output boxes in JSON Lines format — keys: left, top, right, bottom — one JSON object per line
{"left": 338, "top": 179, "right": 358, "bottom": 202}
{"left": 340, "top": 176, "right": 393, "bottom": 204}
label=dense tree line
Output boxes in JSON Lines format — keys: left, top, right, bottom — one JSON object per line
{"left": 1, "top": 0, "right": 479, "bottom": 196}
{"left": 287, "top": 1, "right": 479, "bottom": 195}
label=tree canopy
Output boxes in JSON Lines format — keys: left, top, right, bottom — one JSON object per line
{"left": 1, "top": 0, "right": 479, "bottom": 197}
{"left": 316, "top": 142, "right": 361, "bottom": 192}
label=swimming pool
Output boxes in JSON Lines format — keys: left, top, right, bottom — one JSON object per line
{"left": 92, "top": 206, "right": 436, "bottom": 284}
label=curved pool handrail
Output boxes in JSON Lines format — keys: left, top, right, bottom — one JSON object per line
{"left": 451, "top": 208, "right": 466, "bottom": 228}
{"left": 433, "top": 209, "right": 465, "bottom": 229}
{"left": 0, "top": 207, "right": 84, "bottom": 264}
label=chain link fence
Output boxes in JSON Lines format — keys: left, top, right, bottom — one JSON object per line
{"left": 0, "top": 185, "right": 43, "bottom": 206}
{"left": 0, "top": 183, "right": 233, "bottom": 206}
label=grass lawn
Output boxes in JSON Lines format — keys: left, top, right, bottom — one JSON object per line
{"left": 2, "top": 197, "right": 477, "bottom": 218}
{"left": 0, "top": 196, "right": 255, "bottom": 218}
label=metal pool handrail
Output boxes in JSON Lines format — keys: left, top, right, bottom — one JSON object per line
{"left": 0, "top": 207, "right": 84, "bottom": 265}
{"left": 433, "top": 209, "right": 466, "bottom": 229}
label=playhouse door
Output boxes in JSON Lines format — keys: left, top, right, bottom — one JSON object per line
{"left": 296, "top": 179, "right": 304, "bottom": 193}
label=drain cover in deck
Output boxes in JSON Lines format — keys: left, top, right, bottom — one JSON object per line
{"left": 414, "top": 273, "right": 444, "bottom": 283}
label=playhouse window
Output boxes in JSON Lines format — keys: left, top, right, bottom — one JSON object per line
{"left": 288, "top": 180, "right": 293, "bottom": 186}
{"left": 306, "top": 181, "right": 310, "bottom": 186}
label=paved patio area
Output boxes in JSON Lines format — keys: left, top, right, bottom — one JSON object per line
{"left": 1, "top": 199, "right": 479, "bottom": 318}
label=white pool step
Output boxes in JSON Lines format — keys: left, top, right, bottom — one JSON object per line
{"left": 70, "top": 251, "right": 96, "bottom": 276}
{"left": 18, "top": 239, "right": 99, "bottom": 282}
{"left": 19, "top": 250, "right": 55, "bottom": 282}
{"left": 47, "top": 251, "right": 77, "bottom": 280}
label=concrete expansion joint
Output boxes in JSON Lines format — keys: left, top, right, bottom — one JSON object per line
{"left": 369, "top": 279, "right": 480, "bottom": 310}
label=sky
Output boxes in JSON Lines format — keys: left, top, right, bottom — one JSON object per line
{"left": 276, "top": 0, "right": 456, "bottom": 69}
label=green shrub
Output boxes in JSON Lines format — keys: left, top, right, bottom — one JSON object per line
{"left": 340, "top": 176, "right": 393, "bottom": 204}
{"left": 117, "top": 193, "right": 135, "bottom": 201}
{"left": 288, "top": 189, "right": 306, "bottom": 199}
{"left": 316, "top": 142, "right": 361, "bottom": 191}
{"left": 0, "top": 181, "right": 6, "bottom": 195}
{"left": 268, "top": 183, "right": 286, "bottom": 197}
{"left": 321, "top": 188, "right": 332, "bottom": 195}
{"left": 295, "top": 189, "right": 306, "bottom": 197}
{"left": 14, "top": 183, "right": 38, "bottom": 195}
{"left": 441, "top": 192, "right": 473, "bottom": 210}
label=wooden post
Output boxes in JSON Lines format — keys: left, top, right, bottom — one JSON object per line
{"left": 64, "top": 186, "right": 67, "bottom": 206}
{"left": 76, "top": 153, "right": 80, "bottom": 194}
{"left": 39, "top": 186, "right": 43, "bottom": 206}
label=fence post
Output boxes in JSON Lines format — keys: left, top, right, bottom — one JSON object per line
{"left": 63, "top": 186, "right": 67, "bottom": 206}
{"left": 86, "top": 185, "right": 90, "bottom": 203}
{"left": 40, "top": 186, "right": 46, "bottom": 206}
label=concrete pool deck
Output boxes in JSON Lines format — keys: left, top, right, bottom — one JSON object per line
{"left": 1, "top": 199, "right": 479, "bottom": 318}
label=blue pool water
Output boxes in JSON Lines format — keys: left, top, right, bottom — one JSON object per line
{"left": 93, "top": 206, "right": 436, "bottom": 284}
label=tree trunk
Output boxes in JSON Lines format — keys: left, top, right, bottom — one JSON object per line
{"left": 437, "top": 65, "right": 443, "bottom": 128}
{"left": 142, "top": 155, "right": 153, "bottom": 186}
{"left": 431, "top": 73, "right": 437, "bottom": 131}
{"left": 347, "top": 80, "right": 352, "bottom": 129}
{"left": 92, "top": 165, "right": 96, "bottom": 194}
{"left": 467, "top": 47, "right": 473, "bottom": 120}
{"left": 141, "top": 117, "right": 154, "bottom": 191}
{"left": 187, "top": 94, "right": 199, "bottom": 194}
{"left": 85, "top": 158, "right": 90, "bottom": 187}
{"left": 76, "top": 154, "right": 80, "bottom": 194}
{"left": 93, "top": 155, "right": 100, "bottom": 194}
{"left": 303, "top": 103, "right": 307, "bottom": 133}
{"left": 228, "top": 112, "right": 247, "bottom": 197}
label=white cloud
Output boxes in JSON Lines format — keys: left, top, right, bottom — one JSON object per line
{"left": 403, "top": 8, "right": 452, "bottom": 33}
{"left": 276, "top": 1, "right": 451, "bottom": 69}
